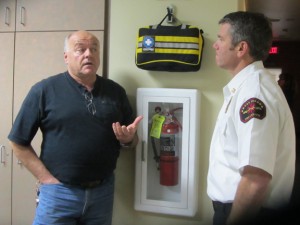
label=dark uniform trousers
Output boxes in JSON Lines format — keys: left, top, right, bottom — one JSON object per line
{"left": 212, "top": 201, "right": 296, "bottom": 225}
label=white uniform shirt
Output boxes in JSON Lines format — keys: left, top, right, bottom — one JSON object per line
{"left": 207, "top": 61, "right": 296, "bottom": 209}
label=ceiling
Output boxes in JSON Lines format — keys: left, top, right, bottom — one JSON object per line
{"left": 244, "top": 0, "right": 300, "bottom": 41}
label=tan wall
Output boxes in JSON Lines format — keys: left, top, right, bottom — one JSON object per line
{"left": 108, "top": 1, "right": 239, "bottom": 225}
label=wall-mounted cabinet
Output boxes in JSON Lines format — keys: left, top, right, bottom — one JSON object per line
{"left": 0, "top": 1, "right": 106, "bottom": 224}
{"left": 135, "top": 88, "right": 200, "bottom": 217}
{"left": 0, "top": 0, "right": 104, "bottom": 32}
{"left": 16, "top": 0, "right": 105, "bottom": 31}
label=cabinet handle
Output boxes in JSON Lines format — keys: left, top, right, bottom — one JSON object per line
{"left": 20, "top": 6, "right": 25, "bottom": 26}
{"left": 5, "top": 7, "right": 10, "bottom": 26}
{"left": 1, "top": 145, "right": 6, "bottom": 164}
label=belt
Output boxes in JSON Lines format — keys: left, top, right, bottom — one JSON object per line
{"left": 79, "top": 179, "right": 105, "bottom": 188}
{"left": 61, "top": 174, "right": 113, "bottom": 188}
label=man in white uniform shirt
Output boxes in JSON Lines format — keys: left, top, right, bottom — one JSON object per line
{"left": 207, "top": 11, "right": 296, "bottom": 225}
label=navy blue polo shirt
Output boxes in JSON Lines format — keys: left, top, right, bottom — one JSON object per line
{"left": 8, "top": 72, "right": 134, "bottom": 184}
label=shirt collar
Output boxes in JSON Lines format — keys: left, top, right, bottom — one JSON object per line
{"left": 64, "top": 71, "right": 102, "bottom": 94}
{"left": 223, "top": 61, "right": 264, "bottom": 98}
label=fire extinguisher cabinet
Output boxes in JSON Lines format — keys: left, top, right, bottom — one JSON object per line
{"left": 134, "top": 88, "right": 200, "bottom": 217}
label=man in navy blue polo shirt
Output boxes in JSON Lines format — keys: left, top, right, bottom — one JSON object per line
{"left": 8, "top": 30, "right": 143, "bottom": 225}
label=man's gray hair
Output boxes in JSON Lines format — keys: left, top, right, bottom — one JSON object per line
{"left": 64, "top": 33, "right": 73, "bottom": 52}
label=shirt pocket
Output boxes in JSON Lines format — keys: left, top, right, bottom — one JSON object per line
{"left": 96, "top": 101, "right": 122, "bottom": 127}
{"left": 218, "top": 114, "right": 230, "bottom": 147}
{"left": 220, "top": 114, "right": 239, "bottom": 162}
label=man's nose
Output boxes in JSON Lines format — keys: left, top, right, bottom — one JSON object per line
{"left": 84, "top": 48, "right": 93, "bottom": 57}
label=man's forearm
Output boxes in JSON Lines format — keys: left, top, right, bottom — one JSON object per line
{"left": 227, "top": 166, "right": 271, "bottom": 224}
{"left": 9, "top": 141, "right": 59, "bottom": 184}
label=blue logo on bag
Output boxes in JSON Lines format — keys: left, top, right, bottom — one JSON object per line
{"left": 142, "top": 36, "right": 155, "bottom": 51}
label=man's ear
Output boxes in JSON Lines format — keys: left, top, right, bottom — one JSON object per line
{"left": 64, "top": 52, "right": 68, "bottom": 64}
{"left": 237, "top": 41, "right": 249, "bottom": 57}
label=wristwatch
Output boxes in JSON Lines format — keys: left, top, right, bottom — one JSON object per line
{"left": 120, "top": 141, "right": 133, "bottom": 148}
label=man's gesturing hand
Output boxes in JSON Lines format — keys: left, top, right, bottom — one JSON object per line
{"left": 112, "top": 115, "right": 143, "bottom": 145}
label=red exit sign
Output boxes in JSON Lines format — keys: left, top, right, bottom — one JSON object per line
{"left": 269, "top": 46, "right": 279, "bottom": 54}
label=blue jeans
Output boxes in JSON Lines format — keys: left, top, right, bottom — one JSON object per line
{"left": 33, "top": 174, "right": 115, "bottom": 225}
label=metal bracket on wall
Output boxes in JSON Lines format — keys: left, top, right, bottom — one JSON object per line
{"left": 157, "top": 5, "right": 179, "bottom": 26}
{"left": 167, "top": 5, "right": 174, "bottom": 23}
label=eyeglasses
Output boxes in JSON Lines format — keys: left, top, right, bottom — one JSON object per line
{"left": 84, "top": 91, "right": 96, "bottom": 115}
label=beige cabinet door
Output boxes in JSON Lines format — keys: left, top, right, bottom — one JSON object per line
{"left": 15, "top": 0, "right": 105, "bottom": 31}
{"left": 0, "top": 33, "right": 14, "bottom": 225}
{"left": 11, "top": 30, "right": 104, "bottom": 225}
{"left": 0, "top": 0, "right": 16, "bottom": 32}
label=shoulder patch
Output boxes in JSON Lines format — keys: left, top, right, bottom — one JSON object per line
{"left": 240, "top": 98, "right": 266, "bottom": 123}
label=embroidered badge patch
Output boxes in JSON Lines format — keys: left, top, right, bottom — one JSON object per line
{"left": 240, "top": 98, "right": 266, "bottom": 123}
{"left": 142, "top": 36, "right": 155, "bottom": 52}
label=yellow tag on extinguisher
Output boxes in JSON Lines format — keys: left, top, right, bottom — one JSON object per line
{"left": 150, "top": 114, "right": 165, "bottom": 139}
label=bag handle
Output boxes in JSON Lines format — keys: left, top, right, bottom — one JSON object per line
{"left": 153, "top": 9, "right": 184, "bottom": 29}
{"left": 158, "top": 13, "right": 170, "bottom": 26}
{"left": 152, "top": 12, "right": 186, "bottom": 30}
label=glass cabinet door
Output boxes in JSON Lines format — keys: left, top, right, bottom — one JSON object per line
{"left": 135, "top": 88, "right": 200, "bottom": 216}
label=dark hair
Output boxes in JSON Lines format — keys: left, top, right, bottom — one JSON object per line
{"left": 219, "top": 11, "right": 273, "bottom": 61}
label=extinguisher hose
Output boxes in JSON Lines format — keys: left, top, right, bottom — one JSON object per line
{"left": 170, "top": 107, "right": 183, "bottom": 130}
{"left": 151, "top": 136, "right": 160, "bottom": 170}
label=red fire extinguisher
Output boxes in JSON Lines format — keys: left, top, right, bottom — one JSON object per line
{"left": 151, "top": 107, "right": 182, "bottom": 186}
